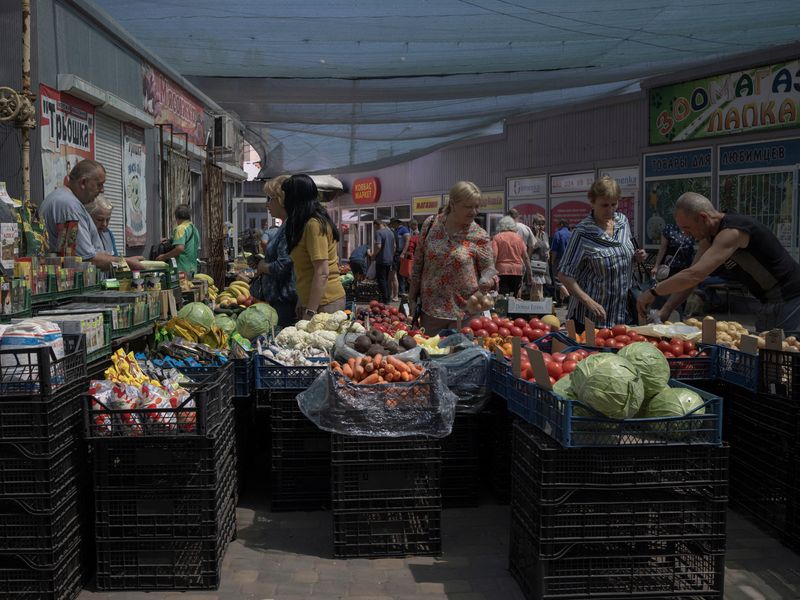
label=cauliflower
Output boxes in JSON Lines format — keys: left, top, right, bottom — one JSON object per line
{"left": 275, "top": 326, "right": 311, "bottom": 348}
{"left": 306, "top": 313, "right": 331, "bottom": 333}
{"left": 295, "top": 319, "right": 311, "bottom": 332}
{"left": 337, "top": 320, "right": 364, "bottom": 334}
{"left": 309, "top": 329, "right": 337, "bottom": 351}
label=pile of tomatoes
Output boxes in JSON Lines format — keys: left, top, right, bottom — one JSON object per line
{"left": 590, "top": 325, "right": 701, "bottom": 358}
{"left": 517, "top": 348, "right": 595, "bottom": 385}
{"left": 463, "top": 315, "right": 557, "bottom": 343}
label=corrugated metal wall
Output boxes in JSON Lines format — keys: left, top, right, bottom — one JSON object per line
{"left": 95, "top": 112, "right": 126, "bottom": 249}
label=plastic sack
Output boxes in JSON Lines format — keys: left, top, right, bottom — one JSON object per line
{"left": 430, "top": 345, "right": 492, "bottom": 413}
{"left": 297, "top": 361, "right": 457, "bottom": 438}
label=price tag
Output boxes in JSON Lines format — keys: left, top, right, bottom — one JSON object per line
{"left": 483, "top": 310, "right": 491, "bottom": 318}
{"left": 170, "top": 258, "right": 178, "bottom": 268}
{"left": 403, "top": 303, "right": 410, "bottom": 315}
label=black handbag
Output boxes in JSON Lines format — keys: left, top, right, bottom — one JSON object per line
{"left": 627, "top": 238, "right": 654, "bottom": 325}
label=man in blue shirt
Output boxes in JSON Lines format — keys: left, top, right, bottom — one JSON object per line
{"left": 373, "top": 220, "right": 395, "bottom": 304}
{"left": 349, "top": 243, "right": 370, "bottom": 280}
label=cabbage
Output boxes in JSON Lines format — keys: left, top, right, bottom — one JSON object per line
{"left": 236, "top": 303, "right": 279, "bottom": 340}
{"left": 641, "top": 387, "right": 705, "bottom": 418}
{"left": 552, "top": 374, "right": 577, "bottom": 400}
{"left": 571, "top": 353, "right": 644, "bottom": 419}
{"left": 618, "top": 342, "right": 671, "bottom": 400}
{"left": 214, "top": 314, "right": 237, "bottom": 336}
{"left": 177, "top": 302, "right": 214, "bottom": 331}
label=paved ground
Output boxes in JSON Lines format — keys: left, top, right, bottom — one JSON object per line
{"left": 78, "top": 497, "right": 800, "bottom": 600}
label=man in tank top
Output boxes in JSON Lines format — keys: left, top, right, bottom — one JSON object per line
{"left": 637, "top": 192, "right": 800, "bottom": 334}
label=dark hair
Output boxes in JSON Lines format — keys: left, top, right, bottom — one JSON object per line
{"left": 175, "top": 204, "right": 192, "bottom": 220}
{"left": 283, "top": 174, "right": 339, "bottom": 252}
{"left": 506, "top": 208, "right": 519, "bottom": 219}
{"left": 558, "top": 219, "right": 569, "bottom": 228}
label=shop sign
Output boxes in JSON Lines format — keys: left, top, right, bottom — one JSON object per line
{"left": 719, "top": 137, "right": 800, "bottom": 171}
{"left": 412, "top": 195, "right": 440, "bottom": 215}
{"left": 599, "top": 167, "right": 639, "bottom": 190}
{"left": 507, "top": 175, "right": 547, "bottom": 199}
{"left": 644, "top": 148, "right": 712, "bottom": 178}
{"left": 508, "top": 198, "right": 546, "bottom": 229}
{"left": 123, "top": 124, "right": 147, "bottom": 247}
{"left": 550, "top": 171, "right": 595, "bottom": 195}
{"left": 39, "top": 84, "right": 95, "bottom": 194}
{"left": 352, "top": 177, "right": 381, "bottom": 204}
{"left": 650, "top": 58, "right": 800, "bottom": 145}
{"left": 480, "top": 190, "right": 504, "bottom": 212}
{"left": 142, "top": 64, "right": 206, "bottom": 147}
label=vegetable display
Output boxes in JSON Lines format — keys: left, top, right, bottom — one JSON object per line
{"left": 331, "top": 355, "right": 424, "bottom": 384}
{"left": 618, "top": 341, "right": 671, "bottom": 400}
{"left": 570, "top": 353, "right": 645, "bottom": 419}
{"left": 236, "top": 303, "right": 279, "bottom": 340}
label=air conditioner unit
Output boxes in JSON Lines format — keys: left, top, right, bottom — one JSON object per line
{"left": 213, "top": 115, "right": 235, "bottom": 150}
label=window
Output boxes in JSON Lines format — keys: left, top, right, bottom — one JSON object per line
{"left": 376, "top": 206, "right": 392, "bottom": 221}
{"left": 358, "top": 208, "right": 375, "bottom": 222}
{"left": 393, "top": 205, "right": 411, "bottom": 220}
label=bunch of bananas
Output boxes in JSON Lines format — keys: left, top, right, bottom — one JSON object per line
{"left": 216, "top": 280, "right": 252, "bottom": 308}
{"left": 193, "top": 274, "right": 220, "bottom": 301}
{"left": 164, "top": 317, "right": 208, "bottom": 342}
{"left": 105, "top": 348, "right": 159, "bottom": 387}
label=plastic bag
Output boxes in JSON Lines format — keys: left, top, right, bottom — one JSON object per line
{"left": 430, "top": 345, "right": 492, "bottom": 413}
{"left": 297, "top": 361, "right": 457, "bottom": 437}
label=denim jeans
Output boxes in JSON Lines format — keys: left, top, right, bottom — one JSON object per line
{"left": 375, "top": 262, "right": 391, "bottom": 303}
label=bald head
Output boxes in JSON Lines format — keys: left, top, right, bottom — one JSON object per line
{"left": 674, "top": 192, "right": 722, "bottom": 241}
{"left": 675, "top": 192, "right": 715, "bottom": 217}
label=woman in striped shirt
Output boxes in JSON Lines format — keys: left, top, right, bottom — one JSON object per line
{"left": 557, "top": 176, "right": 646, "bottom": 329}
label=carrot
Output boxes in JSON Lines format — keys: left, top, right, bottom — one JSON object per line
{"left": 408, "top": 362, "right": 423, "bottom": 377}
{"left": 361, "top": 372, "right": 380, "bottom": 385}
{"left": 384, "top": 373, "right": 394, "bottom": 383}
{"left": 400, "top": 372, "right": 411, "bottom": 382}
{"left": 354, "top": 364, "right": 365, "bottom": 380}
{"left": 330, "top": 361, "right": 343, "bottom": 375}
{"left": 373, "top": 354, "right": 383, "bottom": 368}
{"left": 364, "top": 361, "right": 375, "bottom": 374}
{"left": 347, "top": 357, "right": 356, "bottom": 371}
{"left": 387, "top": 355, "right": 410, "bottom": 373}
{"left": 342, "top": 363, "right": 354, "bottom": 378}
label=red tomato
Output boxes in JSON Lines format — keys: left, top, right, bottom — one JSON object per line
{"left": 510, "top": 326, "right": 524, "bottom": 337}
{"left": 670, "top": 343, "right": 683, "bottom": 356}
{"left": 460, "top": 327, "right": 473, "bottom": 336}
{"left": 688, "top": 349, "right": 698, "bottom": 357}
{"left": 597, "top": 328, "right": 612, "bottom": 340}
{"left": 576, "top": 349, "right": 590, "bottom": 358}
{"left": 475, "top": 329, "right": 488, "bottom": 338}
{"left": 480, "top": 316, "right": 491, "bottom": 327}
{"left": 561, "top": 360, "right": 578, "bottom": 374}
{"left": 529, "top": 318, "right": 544, "bottom": 330}
{"left": 663, "top": 351, "right": 675, "bottom": 358}
{"left": 629, "top": 333, "right": 645, "bottom": 342}
{"left": 551, "top": 352, "right": 567, "bottom": 363}
{"left": 594, "top": 338, "right": 605, "bottom": 347}
{"left": 521, "top": 365, "right": 533, "bottom": 380}
{"left": 548, "top": 376, "right": 557, "bottom": 386}
{"left": 522, "top": 327, "right": 536, "bottom": 339}
{"left": 657, "top": 340, "right": 673, "bottom": 354}
{"left": 519, "top": 336, "right": 529, "bottom": 344}
{"left": 498, "top": 327, "right": 511, "bottom": 337}
{"left": 530, "top": 328, "right": 546, "bottom": 340}
{"left": 615, "top": 335, "right": 632, "bottom": 345}
{"left": 514, "top": 318, "right": 528, "bottom": 329}
{"left": 683, "top": 340, "right": 696, "bottom": 353}
{"left": 541, "top": 353, "right": 553, "bottom": 363}
{"left": 500, "top": 318, "right": 512, "bottom": 328}
{"left": 546, "top": 361, "right": 563, "bottom": 380}
{"left": 566, "top": 352, "right": 583, "bottom": 363}
{"left": 484, "top": 321, "right": 499, "bottom": 335}
{"left": 611, "top": 341, "right": 626, "bottom": 349}
{"left": 611, "top": 324, "right": 628, "bottom": 337}
{"left": 469, "top": 318, "right": 483, "bottom": 331}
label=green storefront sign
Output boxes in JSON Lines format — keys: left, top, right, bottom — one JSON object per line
{"left": 649, "top": 59, "right": 800, "bottom": 145}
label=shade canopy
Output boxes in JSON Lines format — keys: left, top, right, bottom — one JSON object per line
{"left": 91, "top": 0, "right": 800, "bottom": 174}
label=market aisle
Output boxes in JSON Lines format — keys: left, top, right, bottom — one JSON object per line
{"left": 77, "top": 504, "right": 799, "bottom": 600}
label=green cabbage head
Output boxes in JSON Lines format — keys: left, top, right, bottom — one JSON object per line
{"left": 236, "top": 303, "right": 279, "bottom": 340}
{"left": 570, "top": 353, "right": 644, "bottom": 419}
{"left": 177, "top": 302, "right": 214, "bottom": 331}
{"left": 641, "top": 386, "right": 705, "bottom": 418}
{"left": 618, "top": 342, "right": 671, "bottom": 400}
{"left": 214, "top": 314, "right": 237, "bottom": 336}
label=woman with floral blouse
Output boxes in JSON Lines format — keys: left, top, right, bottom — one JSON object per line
{"left": 408, "top": 181, "right": 496, "bottom": 333}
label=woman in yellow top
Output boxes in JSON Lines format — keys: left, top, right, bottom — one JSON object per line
{"left": 283, "top": 174, "right": 346, "bottom": 320}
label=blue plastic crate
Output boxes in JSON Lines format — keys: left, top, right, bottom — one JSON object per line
{"left": 505, "top": 377, "right": 723, "bottom": 448}
{"left": 711, "top": 345, "right": 758, "bottom": 392}
{"left": 490, "top": 356, "right": 513, "bottom": 400}
{"left": 254, "top": 355, "right": 328, "bottom": 390}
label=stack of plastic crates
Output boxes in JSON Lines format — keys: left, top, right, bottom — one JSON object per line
{"left": 441, "top": 413, "right": 481, "bottom": 507}
{"left": 84, "top": 369, "right": 237, "bottom": 591}
{"left": 0, "top": 334, "right": 88, "bottom": 600}
{"left": 509, "top": 421, "right": 729, "bottom": 600}
{"left": 269, "top": 390, "right": 331, "bottom": 511}
{"left": 331, "top": 435, "right": 442, "bottom": 558}
{"left": 479, "top": 394, "right": 512, "bottom": 504}
{"left": 725, "top": 374, "right": 800, "bottom": 551}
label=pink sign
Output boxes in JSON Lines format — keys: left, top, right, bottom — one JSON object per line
{"left": 617, "top": 195, "right": 636, "bottom": 237}
{"left": 550, "top": 196, "right": 591, "bottom": 234}
{"left": 142, "top": 64, "right": 207, "bottom": 147}
{"left": 508, "top": 199, "right": 546, "bottom": 229}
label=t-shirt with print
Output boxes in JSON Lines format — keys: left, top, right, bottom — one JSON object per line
{"left": 39, "top": 187, "right": 102, "bottom": 259}
{"left": 173, "top": 221, "right": 200, "bottom": 277}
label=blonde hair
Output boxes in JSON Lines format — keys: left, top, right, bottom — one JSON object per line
{"left": 445, "top": 181, "right": 481, "bottom": 215}
{"left": 87, "top": 194, "right": 112, "bottom": 215}
{"left": 263, "top": 174, "right": 290, "bottom": 201}
{"left": 588, "top": 176, "right": 621, "bottom": 203}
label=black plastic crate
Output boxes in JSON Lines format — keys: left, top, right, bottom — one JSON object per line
{"left": 331, "top": 434, "right": 441, "bottom": 465}
{"left": 271, "top": 430, "right": 331, "bottom": 462}
{"left": 254, "top": 355, "right": 328, "bottom": 390}
{"left": 759, "top": 348, "right": 800, "bottom": 400}
{"left": 0, "top": 538, "right": 83, "bottom": 600}
{"left": 442, "top": 463, "right": 481, "bottom": 508}
{"left": 0, "top": 440, "right": 82, "bottom": 497}
{"left": 441, "top": 414, "right": 480, "bottom": 507}
{"left": 509, "top": 521, "right": 724, "bottom": 600}
{"left": 179, "top": 361, "right": 235, "bottom": 413}
{"left": 270, "top": 465, "right": 331, "bottom": 512}
{"left": 728, "top": 390, "right": 800, "bottom": 441}
{"left": 0, "top": 380, "right": 85, "bottom": 442}
{"left": 0, "top": 334, "right": 86, "bottom": 398}
{"left": 90, "top": 412, "right": 234, "bottom": 489}
{"left": 232, "top": 354, "right": 254, "bottom": 398}
{"left": 333, "top": 507, "right": 442, "bottom": 558}
{"left": 0, "top": 490, "right": 81, "bottom": 553}
{"left": 482, "top": 397, "right": 513, "bottom": 504}
{"left": 269, "top": 390, "right": 316, "bottom": 432}
{"left": 512, "top": 421, "right": 729, "bottom": 502}
{"left": 332, "top": 461, "right": 441, "bottom": 512}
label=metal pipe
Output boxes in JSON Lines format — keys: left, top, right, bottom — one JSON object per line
{"left": 21, "top": 0, "right": 31, "bottom": 203}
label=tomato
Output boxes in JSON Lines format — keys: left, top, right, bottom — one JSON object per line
{"left": 683, "top": 340, "right": 696, "bottom": 354}
{"left": 460, "top": 327, "right": 473, "bottom": 336}
{"left": 663, "top": 351, "right": 675, "bottom": 358}
{"left": 657, "top": 340, "right": 673, "bottom": 354}
{"left": 615, "top": 335, "right": 631, "bottom": 345}
{"left": 611, "top": 324, "right": 628, "bottom": 337}
{"left": 576, "top": 349, "right": 590, "bottom": 358}
{"left": 678, "top": 354, "right": 690, "bottom": 358}
{"left": 548, "top": 376, "right": 557, "bottom": 386}
{"left": 521, "top": 365, "right": 533, "bottom": 380}
{"left": 484, "top": 321, "right": 499, "bottom": 335}
{"left": 597, "top": 328, "right": 612, "bottom": 340}
{"left": 480, "top": 316, "right": 491, "bottom": 327}
{"left": 469, "top": 318, "right": 483, "bottom": 331}
{"left": 500, "top": 318, "right": 512, "bottom": 328}
{"left": 629, "top": 333, "right": 645, "bottom": 342}
{"left": 565, "top": 352, "right": 582, "bottom": 363}
{"left": 530, "top": 328, "right": 546, "bottom": 340}
{"left": 510, "top": 326, "right": 524, "bottom": 337}
{"left": 561, "top": 360, "right": 578, "bottom": 374}
{"left": 546, "top": 361, "right": 563, "bottom": 380}
{"left": 611, "top": 341, "right": 626, "bottom": 349}
{"left": 551, "top": 352, "right": 567, "bottom": 363}
{"left": 475, "top": 329, "right": 488, "bottom": 338}
{"left": 520, "top": 336, "right": 531, "bottom": 344}
{"left": 594, "top": 338, "right": 605, "bottom": 347}
{"left": 688, "top": 349, "right": 698, "bottom": 357}
{"left": 541, "top": 353, "right": 553, "bottom": 363}
{"left": 529, "top": 318, "right": 544, "bottom": 330}
{"left": 513, "top": 318, "right": 528, "bottom": 329}
{"left": 369, "top": 300, "right": 380, "bottom": 308}
{"left": 670, "top": 343, "right": 683, "bottom": 356}
{"left": 498, "top": 327, "right": 511, "bottom": 338}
